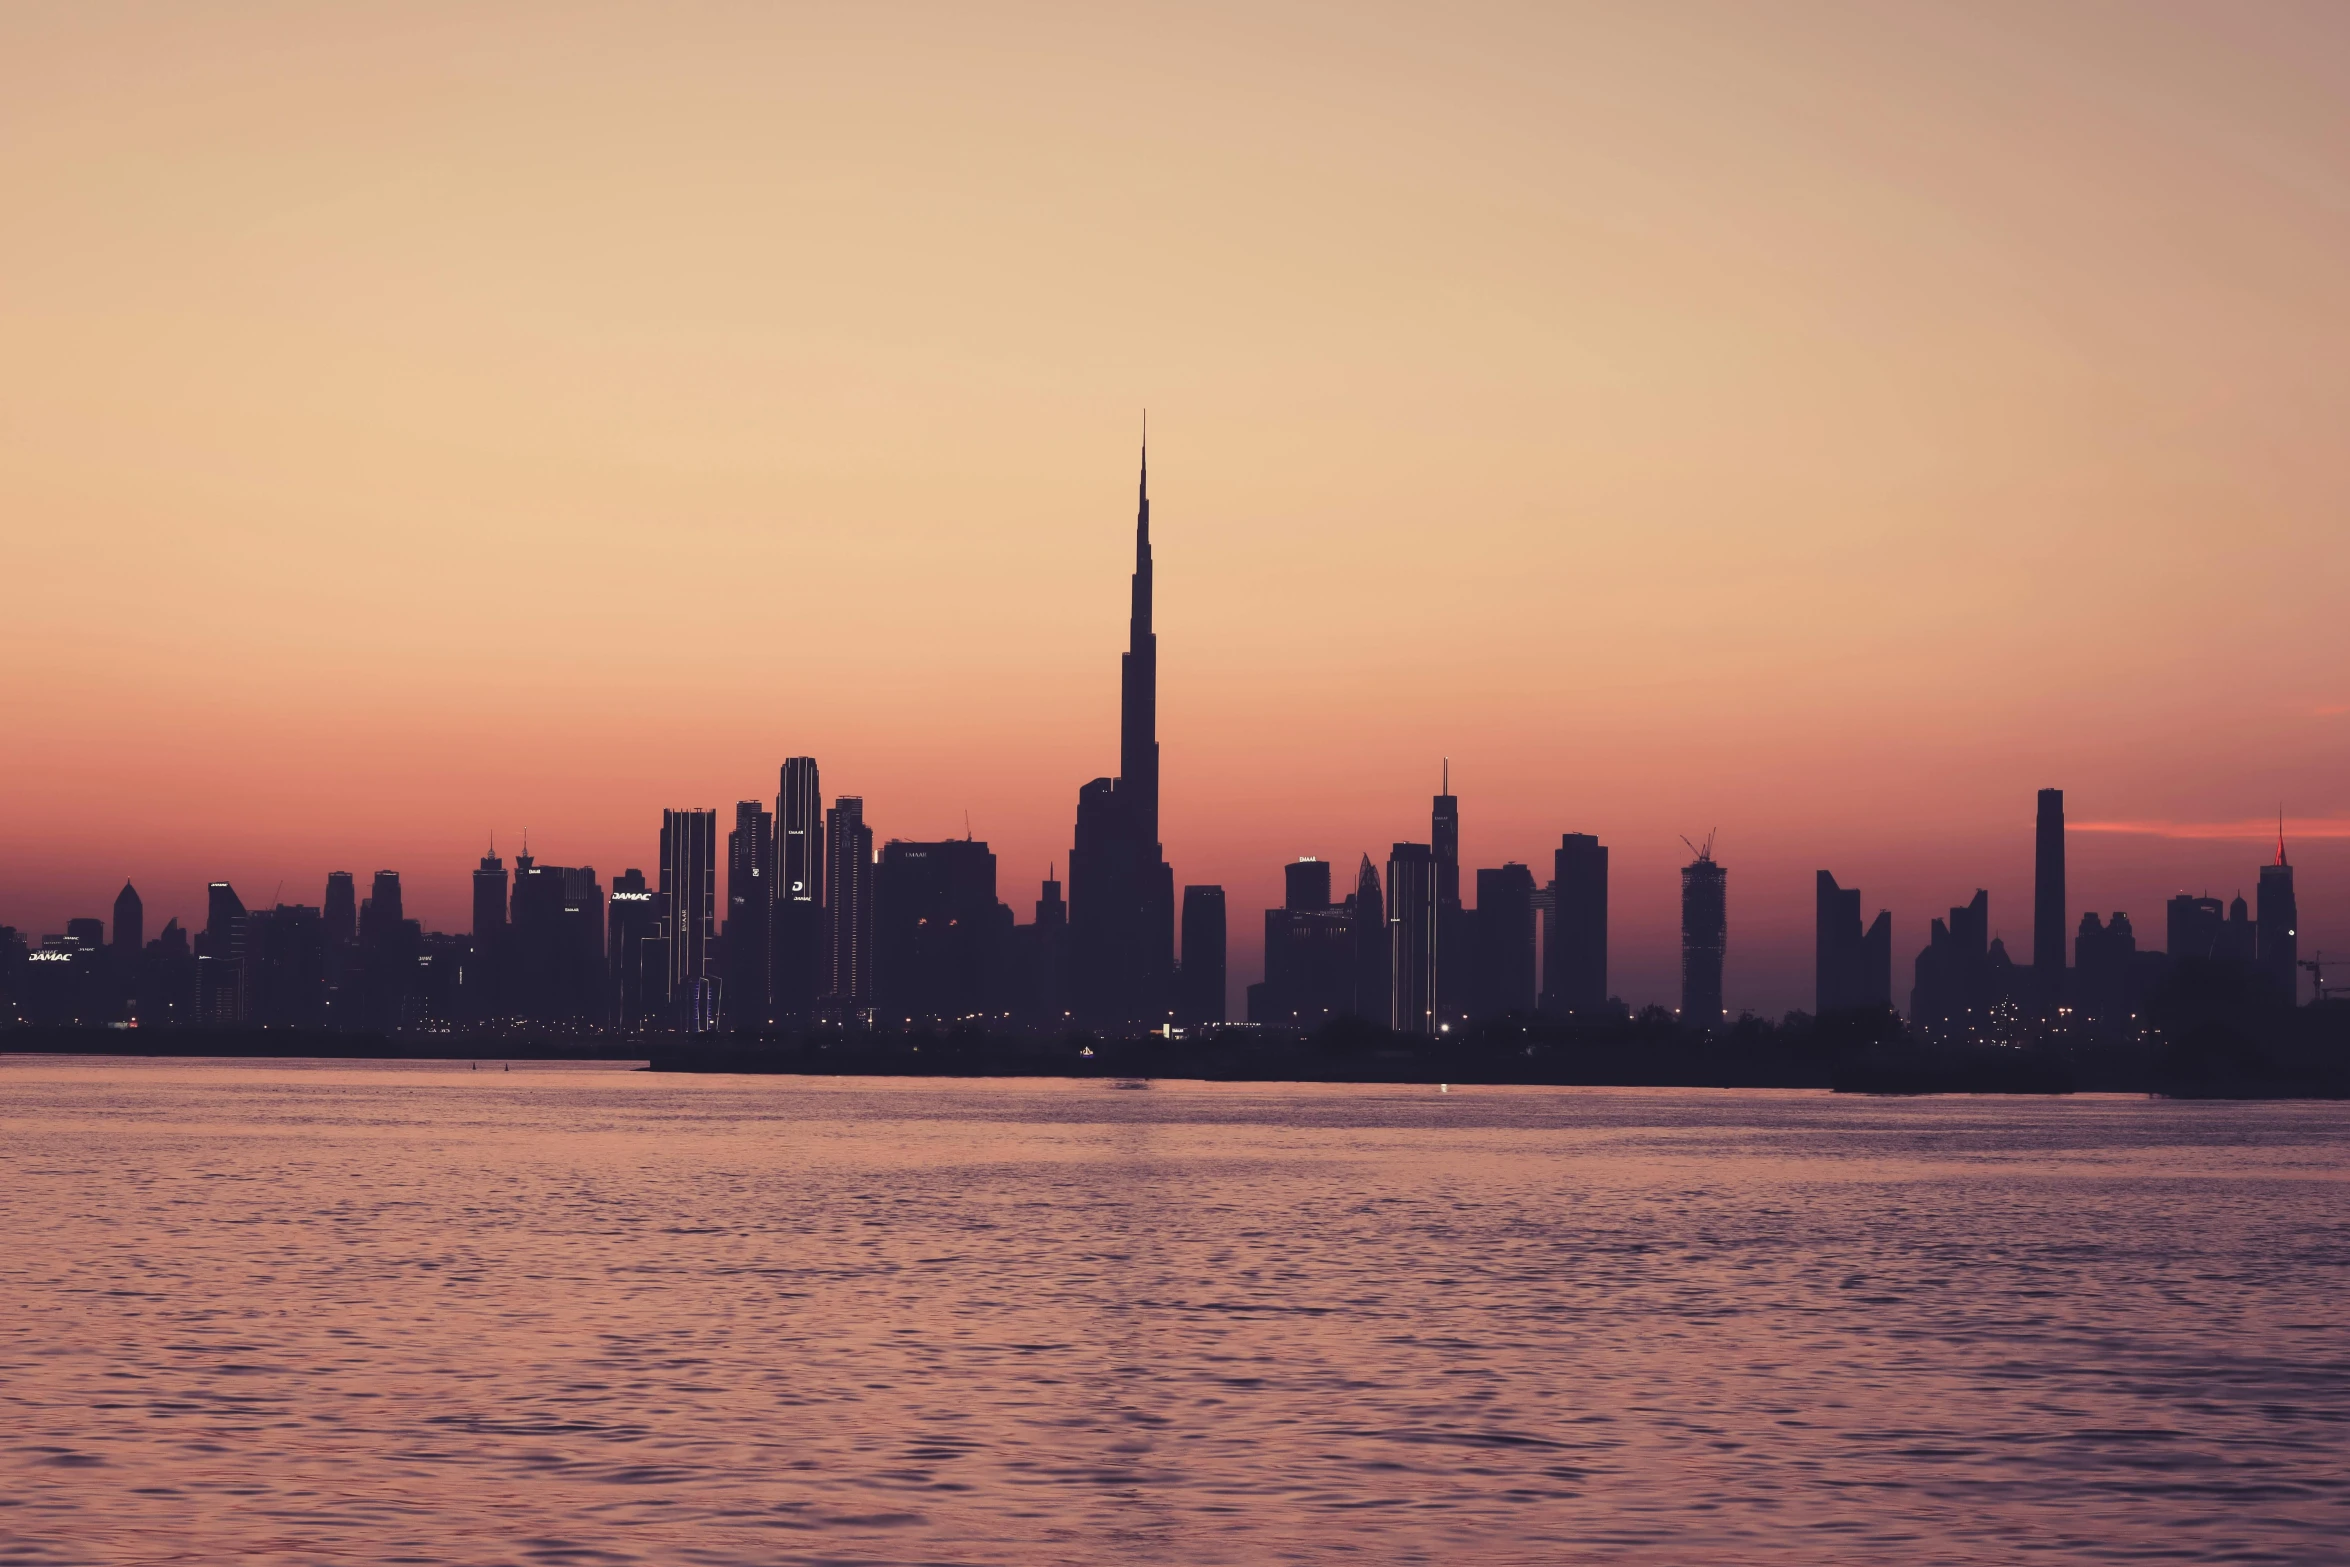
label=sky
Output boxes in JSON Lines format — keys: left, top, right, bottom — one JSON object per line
{"left": 5, "top": 1, "right": 2349, "bottom": 1017}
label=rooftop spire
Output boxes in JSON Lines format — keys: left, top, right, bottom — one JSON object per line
{"left": 2278, "top": 807, "right": 2289, "bottom": 867}
{"left": 1137, "top": 410, "right": 1150, "bottom": 562}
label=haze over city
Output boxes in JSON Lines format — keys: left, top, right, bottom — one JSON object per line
{"left": 7, "top": 2, "right": 2349, "bottom": 1017}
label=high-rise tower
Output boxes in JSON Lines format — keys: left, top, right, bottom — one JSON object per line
{"left": 726, "top": 800, "right": 774, "bottom": 1028}
{"left": 112, "top": 881, "right": 143, "bottom": 954}
{"left": 773, "top": 756, "right": 824, "bottom": 1019}
{"left": 1543, "top": 834, "right": 1608, "bottom": 1016}
{"left": 2258, "top": 815, "right": 2298, "bottom": 1008}
{"left": 1069, "top": 432, "right": 1176, "bottom": 1027}
{"left": 1680, "top": 835, "right": 1726, "bottom": 1028}
{"left": 824, "top": 796, "right": 875, "bottom": 1015}
{"left": 660, "top": 808, "right": 720, "bottom": 1031}
{"left": 1431, "top": 762, "right": 1464, "bottom": 1018}
{"left": 473, "top": 842, "right": 508, "bottom": 941}
{"left": 2034, "top": 788, "right": 2066, "bottom": 1001}
{"left": 1122, "top": 436, "right": 1159, "bottom": 850}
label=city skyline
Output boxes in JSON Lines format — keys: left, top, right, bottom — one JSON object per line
{"left": 6, "top": 4, "right": 2350, "bottom": 1017}
{"left": 4, "top": 438, "right": 2332, "bottom": 1024}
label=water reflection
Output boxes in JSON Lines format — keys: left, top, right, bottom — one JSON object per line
{"left": 0, "top": 1059, "right": 2343, "bottom": 1564}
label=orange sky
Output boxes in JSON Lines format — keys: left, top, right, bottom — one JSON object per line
{"left": 5, "top": 2, "right": 2348, "bottom": 1015}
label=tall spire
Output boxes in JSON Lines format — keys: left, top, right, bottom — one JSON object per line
{"left": 1119, "top": 417, "right": 1159, "bottom": 845}
{"left": 2277, "top": 806, "right": 2289, "bottom": 866}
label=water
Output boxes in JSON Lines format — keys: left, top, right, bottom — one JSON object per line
{"left": 1, "top": 1059, "right": 2344, "bottom": 1565}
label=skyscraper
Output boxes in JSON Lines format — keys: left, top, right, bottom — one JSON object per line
{"left": 507, "top": 856, "right": 602, "bottom": 1022}
{"left": 824, "top": 796, "right": 875, "bottom": 1014}
{"left": 2074, "top": 910, "right": 2138, "bottom": 1031}
{"left": 1250, "top": 858, "right": 1353, "bottom": 1026}
{"left": 1015, "top": 867, "right": 1069, "bottom": 1025}
{"left": 473, "top": 843, "right": 508, "bottom": 941}
{"left": 1068, "top": 437, "right": 1176, "bottom": 1028}
{"left": 1177, "top": 885, "right": 1226, "bottom": 1025}
{"left": 323, "top": 871, "right": 356, "bottom": 947}
{"left": 1469, "top": 863, "right": 1537, "bottom": 1018}
{"left": 1815, "top": 871, "right": 1890, "bottom": 1015}
{"left": 1912, "top": 890, "right": 1992, "bottom": 1032}
{"left": 660, "top": 808, "right": 720, "bottom": 1031}
{"left": 1431, "top": 765, "right": 1463, "bottom": 1018}
{"left": 1542, "top": 834, "right": 1607, "bottom": 1016}
{"left": 1350, "top": 855, "right": 1388, "bottom": 1022}
{"left": 773, "top": 757, "right": 824, "bottom": 1019}
{"left": 2034, "top": 788, "right": 2066, "bottom": 1003}
{"left": 2167, "top": 893, "right": 2226, "bottom": 962}
{"left": 2258, "top": 821, "right": 2297, "bottom": 1008}
{"left": 361, "top": 871, "right": 404, "bottom": 941}
{"left": 203, "top": 881, "right": 246, "bottom": 962}
{"left": 1679, "top": 837, "right": 1726, "bottom": 1028}
{"left": 608, "top": 868, "right": 661, "bottom": 1030}
{"left": 112, "top": 881, "right": 142, "bottom": 954}
{"left": 1387, "top": 842, "right": 1438, "bottom": 1035}
{"left": 358, "top": 870, "right": 418, "bottom": 1027}
{"left": 726, "top": 800, "right": 774, "bottom": 1028}
{"left": 874, "top": 836, "right": 1007, "bottom": 1020}
{"left": 1285, "top": 857, "right": 1332, "bottom": 912}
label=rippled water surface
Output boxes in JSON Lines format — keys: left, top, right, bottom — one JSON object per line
{"left": 1, "top": 1059, "right": 2345, "bottom": 1565}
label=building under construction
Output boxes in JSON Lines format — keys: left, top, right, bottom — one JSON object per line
{"left": 1680, "top": 833, "right": 1726, "bottom": 1028}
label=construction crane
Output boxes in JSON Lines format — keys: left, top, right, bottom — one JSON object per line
{"left": 1679, "top": 830, "right": 1717, "bottom": 863}
{"left": 2298, "top": 951, "right": 2337, "bottom": 1004}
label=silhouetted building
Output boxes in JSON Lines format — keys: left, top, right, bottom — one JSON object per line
{"left": 413, "top": 932, "right": 470, "bottom": 1028}
{"left": 660, "top": 809, "right": 720, "bottom": 1031}
{"left": 1177, "top": 885, "right": 1226, "bottom": 1025}
{"left": 1912, "top": 890, "right": 1992, "bottom": 1037}
{"left": 1432, "top": 767, "right": 1465, "bottom": 1019}
{"left": 608, "top": 869, "right": 664, "bottom": 1030}
{"left": 195, "top": 952, "right": 243, "bottom": 1026}
{"left": 139, "top": 918, "right": 195, "bottom": 1027}
{"left": 198, "top": 882, "right": 247, "bottom": 1021}
{"left": 130, "top": 919, "right": 192, "bottom": 1026}
{"left": 1286, "top": 857, "right": 1332, "bottom": 913}
{"left": 726, "top": 801, "right": 774, "bottom": 1028}
{"left": 2034, "top": 788, "right": 2066, "bottom": 1007}
{"left": 202, "top": 881, "right": 245, "bottom": 962}
{"left": 773, "top": 757, "right": 824, "bottom": 1020}
{"left": 1015, "top": 867, "right": 1070, "bottom": 1025}
{"left": 1467, "top": 863, "right": 1537, "bottom": 1018}
{"left": 245, "top": 904, "right": 329, "bottom": 1025}
{"left": 1068, "top": 441, "right": 1175, "bottom": 1028}
{"left": 824, "top": 796, "right": 874, "bottom": 1016}
{"left": 1815, "top": 871, "right": 1892, "bottom": 1014}
{"left": 2074, "top": 910, "right": 2138, "bottom": 1033}
{"left": 112, "top": 882, "right": 142, "bottom": 955}
{"left": 1250, "top": 858, "right": 1354, "bottom": 1027}
{"left": 2259, "top": 826, "right": 2298, "bottom": 1008}
{"left": 2167, "top": 894, "right": 2226, "bottom": 963}
{"left": 875, "top": 837, "right": 1009, "bottom": 1020}
{"left": 468, "top": 846, "right": 509, "bottom": 1019}
{"left": 356, "top": 871, "right": 420, "bottom": 1028}
{"left": 1680, "top": 839, "right": 1726, "bottom": 1028}
{"left": 1350, "top": 855, "right": 1387, "bottom": 1021}
{"left": 1387, "top": 842, "right": 1438, "bottom": 1035}
{"left": 324, "top": 871, "right": 356, "bottom": 947}
{"left": 474, "top": 846, "right": 508, "bottom": 941}
{"left": 361, "top": 870, "right": 404, "bottom": 939}
{"left": 511, "top": 855, "right": 602, "bottom": 1022}
{"left": 1542, "top": 834, "right": 1607, "bottom": 1017}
